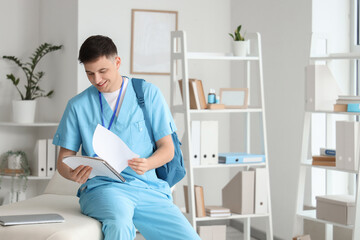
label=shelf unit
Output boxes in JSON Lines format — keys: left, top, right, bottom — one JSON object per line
{"left": 170, "top": 30, "right": 273, "bottom": 240}
{"left": 294, "top": 50, "right": 360, "bottom": 239}
{"left": 0, "top": 121, "right": 58, "bottom": 204}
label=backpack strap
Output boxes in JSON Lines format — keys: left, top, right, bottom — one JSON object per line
{"left": 132, "top": 78, "right": 156, "bottom": 149}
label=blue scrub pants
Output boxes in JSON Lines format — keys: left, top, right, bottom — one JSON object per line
{"left": 78, "top": 180, "right": 200, "bottom": 240}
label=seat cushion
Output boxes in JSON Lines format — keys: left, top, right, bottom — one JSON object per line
{"left": 0, "top": 194, "right": 102, "bottom": 240}
{"left": 43, "top": 171, "right": 81, "bottom": 196}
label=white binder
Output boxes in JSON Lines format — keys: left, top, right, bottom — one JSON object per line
{"left": 254, "top": 168, "right": 268, "bottom": 214}
{"left": 200, "top": 121, "right": 218, "bottom": 165}
{"left": 46, "top": 139, "right": 56, "bottom": 177}
{"left": 305, "top": 65, "right": 342, "bottom": 111}
{"left": 345, "top": 121, "right": 360, "bottom": 171}
{"left": 191, "top": 121, "right": 201, "bottom": 166}
{"left": 32, "top": 139, "right": 47, "bottom": 177}
{"left": 336, "top": 121, "right": 346, "bottom": 170}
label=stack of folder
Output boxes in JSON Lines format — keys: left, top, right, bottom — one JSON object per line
{"left": 312, "top": 155, "right": 336, "bottom": 166}
{"left": 179, "top": 79, "right": 207, "bottom": 110}
{"left": 205, "top": 206, "right": 231, "bottom": 217}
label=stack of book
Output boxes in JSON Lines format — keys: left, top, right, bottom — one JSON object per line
{"left": 312, "top": 148, "right": 336, "bottom": 166}
{"left": 205, "top": 206, "right": 231, "bottom": 217}
{"left": 179, "top": 79, "right": 207, "bottom": 110}
{"left": 334, "top": 95, "right": 360, "bottom": 112}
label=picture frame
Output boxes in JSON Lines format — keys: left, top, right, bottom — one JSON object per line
{"left": 130, "top": 9, "right": 178, "bottom": 75}
{"left": 219, "top": 88, "right": 249, "bottom": 109}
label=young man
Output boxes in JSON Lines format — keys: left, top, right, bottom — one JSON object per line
{"left": 53, "top": 35, "right": 200, "bottom": 240}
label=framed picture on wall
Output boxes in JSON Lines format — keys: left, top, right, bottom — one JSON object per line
{"left": 131, "top": 9, "right": 178, "bottom": 75}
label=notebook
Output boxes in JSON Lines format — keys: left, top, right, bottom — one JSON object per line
{"left": 0, "top": 213, "right": 65, "bottom": 226}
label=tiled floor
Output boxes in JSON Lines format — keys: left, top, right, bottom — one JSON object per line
{"left": 135, "top": 226, "right": 258, "bottom": 240}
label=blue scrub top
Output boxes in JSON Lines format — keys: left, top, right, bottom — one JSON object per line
{"left": 53, "top": 78, "right": 176, "bottom": 196}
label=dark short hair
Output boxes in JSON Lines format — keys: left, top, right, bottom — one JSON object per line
{"left": 78, "top": 35, "right": 118, "bottom": 63}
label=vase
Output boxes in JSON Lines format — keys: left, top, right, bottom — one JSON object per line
{"left": 12, "top": 100, "right": 37, "bottom": 123}
{"left": 232, "top": 40, "right": 249, "bottom": 57}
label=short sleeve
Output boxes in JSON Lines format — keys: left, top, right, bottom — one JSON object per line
{"left": 146, "top": 84, "right": 177, "bottom": 142}
{"left": 53, "top": 100, "right": 81, "bottom": 152}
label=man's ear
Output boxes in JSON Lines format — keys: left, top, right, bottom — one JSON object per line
{"left": 115, "top": 56, "right": 121, "bottom": 69}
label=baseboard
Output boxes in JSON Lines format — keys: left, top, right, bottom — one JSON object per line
{"left": 230, "top": 219, "right": 283, "bottom": 240}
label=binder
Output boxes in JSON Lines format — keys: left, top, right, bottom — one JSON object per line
{"left": 305, "top": 65, "right": 342, "bottom": 111}
{"left": 191, "top": 121, "right": 201, "bottom": 166}
{"left": 222, "top": 171, "right": 255, "bottom": 214}
{"left": 345, "top": 121, "right": 360, "bottom": 171}
{"left": 46, "top": 139, "right": 56, "bottom": 177}
{"left": 32, "top": 139, "right": 47, "bottom": 177}
{"left": 218, "top": 152, "right": 265, "bottom": 164}
{"left": 253, "top": 168, "right": 268, "bottom": 214}
{"left": 200, "top": 121, "right": 218, "bottom": 165}
{"left": 336, "top": 121, "right": 346, "bottom": 169}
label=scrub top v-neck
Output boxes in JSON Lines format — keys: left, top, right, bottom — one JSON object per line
{"left": 53, "top": 78, "right": 177, "bottom": 196}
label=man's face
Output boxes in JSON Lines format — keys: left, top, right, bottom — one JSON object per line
{"left": 84, "top": 55, "right": 122, "bottom": 93}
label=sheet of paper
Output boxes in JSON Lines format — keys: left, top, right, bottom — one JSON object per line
{"left": 92, "top": 124, "right": 139, "bottom": 173}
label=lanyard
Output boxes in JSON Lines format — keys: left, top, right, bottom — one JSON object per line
{"left": 98, "top": 77, "right": 125, "bottom": 130}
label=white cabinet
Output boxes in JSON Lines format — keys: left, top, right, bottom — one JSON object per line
{"left": 170, "top": 31, "right": 273, "bottom": 240}
{"left": 0, "top": 122, "right": 58, "bottom": 205}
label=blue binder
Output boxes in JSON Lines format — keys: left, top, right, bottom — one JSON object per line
{"left": 218, "top": 152, "right": 265, "bottom": 164}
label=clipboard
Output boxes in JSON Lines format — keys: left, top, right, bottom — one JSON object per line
{"left": 63, "top": 156, "right": 126, "bottom": 182}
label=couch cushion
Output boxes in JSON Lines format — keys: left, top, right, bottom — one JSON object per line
{"left": 43, "top": 171, "right": 80, "bottom": 196}
{"left": 0, "top": 194, "right": 102, "bottom": 240}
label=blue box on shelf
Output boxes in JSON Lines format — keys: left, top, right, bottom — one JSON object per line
{"left": 218, "top": 152, "right": 265, "bottom": 164}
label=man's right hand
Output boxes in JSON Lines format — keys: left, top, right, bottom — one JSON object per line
{"left": 57, "top": 147, "right": 93, "bottom": 184}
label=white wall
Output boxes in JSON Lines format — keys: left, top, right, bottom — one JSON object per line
{"left": 231, "top": 0, "right": 312, "bottom": 239}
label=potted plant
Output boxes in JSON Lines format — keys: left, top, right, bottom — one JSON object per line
{"left": 3, "top": 43, "right": 63, "bottom": 123}
{"left": 229, "top": 25, "right": 248, "bottom": 57}
{"left": 0, "top": 151, "right": 30, "bottom": 203}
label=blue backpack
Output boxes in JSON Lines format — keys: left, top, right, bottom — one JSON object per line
{"left": 132, "top": 78, "right": 186, "bottom": 187}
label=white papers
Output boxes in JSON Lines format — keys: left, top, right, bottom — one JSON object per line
{"left": 63, "top": 124, "right": 139, "bottom": 179}
{"left": 93, "top": 124, "right": 139, "bottom": 173}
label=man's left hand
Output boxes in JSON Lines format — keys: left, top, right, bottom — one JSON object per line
{"left": 128, "top": 158, "right": 150, "bottom": 175}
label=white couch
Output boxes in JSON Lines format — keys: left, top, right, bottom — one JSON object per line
{"left": 0, "top": 172, "right": 102, "bottom": 240}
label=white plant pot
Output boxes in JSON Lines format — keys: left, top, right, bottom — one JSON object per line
{"left": 232, "top": 40, "right": 249, "bottom": 57}
{"left": 12, "top": 100, "right": 37, "bottom": 123}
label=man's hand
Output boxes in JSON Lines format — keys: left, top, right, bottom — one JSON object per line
{"left": 57, "top": 147, "right": 93, "bottom": 184}
{"left": 128, "top": 158, "right": 150, "bottom": 175}
{"left": 67, "top": 165, "right": 93, "bottom": 184}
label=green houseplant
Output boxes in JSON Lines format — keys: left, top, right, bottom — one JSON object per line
{"left": 229, "top": 25, "right": 248, "bottom": 56}
{"left": 0, "top": 151, "right": 30, "bottom": 203}
{"left": 3, "top": 43, "right": 62, "bottom": 123}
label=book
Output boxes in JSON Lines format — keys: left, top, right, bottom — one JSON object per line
{"left": 194, "top": 185, "right": 206, "bottom": 217}
{"left": 312, "top": 155, "right": 335, "bottom": 162}
{"left": 337, "top": 95, "right": 360, "bottom": 101}
{"left": 178, "top": 79, "right": 198, "bottom": 109}
{"left": 205, "top": 205, "right": 230, "bottom": 213}
{"left": 195, "top": 79, "right": 207, "bottom": 109}
{"left": 320, "top": 148, "right": 336, "bottom": 156}
{"left": 183, "top": 185, "right": 206, "bottom": 217}
{"left": 347, "top": 103, "right": 360, "bottom": 112}
{"left": 206, "top": 212, "right": 232, "bottom": 217}
{"left": 312, "top": 161, "right": 336, "bottom": 167}
{"left": 183, "top": 185, "right": 189, "bottom": 213}
{"left": 333, "top": 104, "right": 347, "bottom": 112}
{"left": 191, "top": 81, "right": 201, "bottom": 109}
